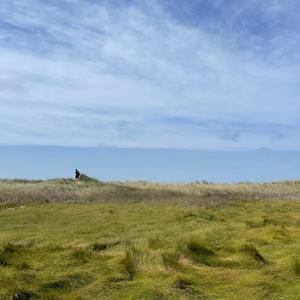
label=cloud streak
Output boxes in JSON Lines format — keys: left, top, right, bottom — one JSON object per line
{"left": 0, "top": 0, "right": 300, "bottom": 149}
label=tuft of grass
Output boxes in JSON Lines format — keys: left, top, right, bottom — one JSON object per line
{"left": 174, "top": 277, "right": 200, "bottom": 297}
{"left": 175, "top": 278, "right": 193, "bottom": 291}
{"left": 78, "top": 174, "right": 99, "bottom": 183}
{"left": 12, "top": 290, "right": 37, "bottom": 300}
{"left": 186, "top": 240, "right": 215, "bottom": 256}
{"left": 241, "top": 244, "right": 268, "bottom": 264}
{"left": 41, "top": 273, "right": 94, "bottom": 291}
{"left": 252, "top": 281, "right": 279, "bottom": 298}
{"left": 293, "top": 258, "right": 300, "bottom": 275}
{"left": 122, "top": 248, "right": 138, "bottom": 278}
{"left": 161, "top": 251, "right": 180, "bottom": 269}
{"left": 199, "top": 212, "right": 218, "bottom": 221}
{"left": 92, "top": 240, "right": 121, "bottom": 252}
{"left": 17, "top": 262, "right": 31, "bottom": 271}
{"left": 0, "top": 243, "right": 23, "bottom": 267}
{"left": 147, "top": 237, "right": 163, "bottom": 249}
{"left": 71, "top": 249, "right": 89, "bottom": 264}
{"left": 182, "top": 237, "right": 216, "bottom": 266}
{"left": 92, "top": 243, "right": 108, "bottom": 251}
{"left": 0, "top": 256, "right": 8, "bottom": 267}
{"left": 263, "top": 217, "right": 279, "bottom": 226}
{"left": 4, "top": 243, "right": 19, "bottom": 253}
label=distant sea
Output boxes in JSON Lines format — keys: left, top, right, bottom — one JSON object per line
{"left": 0, "top": 145, "right": 299, "bottom": 183}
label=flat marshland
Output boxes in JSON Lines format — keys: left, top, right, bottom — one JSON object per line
{"left": 0, "top": 179, "right": 300, "bottom": 299}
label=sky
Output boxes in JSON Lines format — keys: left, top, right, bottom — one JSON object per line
{"left": 2, "top": 146, "right": 300, "bottom": 182}
{"left": 0, "top": 0, "right": 300, "bottom": 150}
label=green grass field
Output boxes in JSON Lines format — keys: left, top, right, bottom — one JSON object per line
{"left": 0, "top": 179, "right": 300, "bottom": 299}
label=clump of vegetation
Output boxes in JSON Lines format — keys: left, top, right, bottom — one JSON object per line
{"left": 71, "top": 249, "right": 89, "bottom": 264}
{"left": 182, "top": 237, "right": 216, "bottom": 266}
{"left": 187, "top": 239, "right": 214, "bottom": 256}
{"left": 263, "top": 217, "right": 278, "bottom": 226}
{"left": 3, "top": 243, "right": 19, "bottom": 253}
{"left": 92, "top": 240, "right": 121, "bottom": 252}
{"left": 122, "top": 248, "right": 138, "bottom": 278}
{"left": 174, "top": 277, "right": 200, "bottom": 296}
{"left": 0, "top": 257, "right": 8, "bottom": 267}
{"left": 41, "top": 273, "right": 94, "bottom": 291}
{"left": 17, "top": 262, "right": 31, "bottom": 271}
{"left": 241, "top": 244, "right": 268, "bottom": 264}
{"left": 78, "top": 174, "right": 100, "bottom": 183}
{"left": 161, "top": 251, "right": 180, "bottom": 269}
{"left": 293, "top": 258, "right": 300, "bottom": 275}
{"left": 0, "top": 243, "right": 23, "bottom": 267}
{"left": 12, "top": 290, "right": 37, "bottom": 300}
{"left": 147, "top": 237, "right": 163, "bottom": 249}
{"left": 92, "top": 243, "right": 108, "bottom": 251}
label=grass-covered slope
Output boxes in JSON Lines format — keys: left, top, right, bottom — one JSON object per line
{"left": 1, "top": 178, "right": 300, "bottom": 204}
{"left": 0, "top": 179, "right": 300, "bottom": 299}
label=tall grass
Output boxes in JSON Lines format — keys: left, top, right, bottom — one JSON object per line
{"left": 1, "top": 178, "right": 300, "bottom": 205}
{"left": 0, "top": 179, "right": 300, "bottom": 299}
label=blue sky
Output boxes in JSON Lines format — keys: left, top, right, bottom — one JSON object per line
{"left": 1, "top": 0, "right": 300, "bottom": 150}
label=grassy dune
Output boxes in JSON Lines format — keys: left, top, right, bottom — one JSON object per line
{"left": 0, "top": 179, "right": 300, "bottom": 299}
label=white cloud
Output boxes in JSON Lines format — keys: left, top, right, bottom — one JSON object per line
{"left": 0, "top": 0, "right": 299, "bottom": 149}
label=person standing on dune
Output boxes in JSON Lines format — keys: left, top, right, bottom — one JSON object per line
{"left": 75, "top": 169, "right": 81, "bottom": 180}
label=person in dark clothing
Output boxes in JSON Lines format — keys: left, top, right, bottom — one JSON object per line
{"left": 75, "top": 169, "right": 81, "bottom": 179}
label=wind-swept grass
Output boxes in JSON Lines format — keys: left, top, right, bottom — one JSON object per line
{"left": 240, "top": 244, "right": 268, "bottom": 265}
{"left": 1, "top": 178, "right": 300, "bottom": 205}
{"left": 0, "top": 179, "right": 300, "bottom": 299}
{"left": 293, "top": 258, "right": 300, "bottom": 276}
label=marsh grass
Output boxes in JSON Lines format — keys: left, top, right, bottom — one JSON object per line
{"left": 12, "top": 290, "right": 37, "bottom": 300}
{"left": 92, "top": 240, "right": 122, "bottom": 252}
{"left": 0, "top": 179, "right": 300, "bottom": 299}
{"left": 174, "top": 277, "right": 200, "bottom": 297}
{"left": 183, "top": 238, "right": 216, "bottom": 266}
{"left": 71, "top": 249, "right": 89, "bottom": 264}
{"left": 241, "top": 244, "right": 268, "bottom": 265}
{"left": 2, "top": 178, "right": 300, "bottom": 205}
{"left": 161, "top": 251, "right": 181, "bottom": 269}
{"left": 293, "top": 258, "right": 300, "bottom": 275}
{"left": 78, "top": 174, "right": 101, "bottom": 184}
{"left": 41, "top": 273, "right": 94, "bottom": 291}
{"left": 0, "top": 243, "right": 24, "bottom": 267}
{"left": 123, "top": 248, "right": 138, "bottom": 278}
